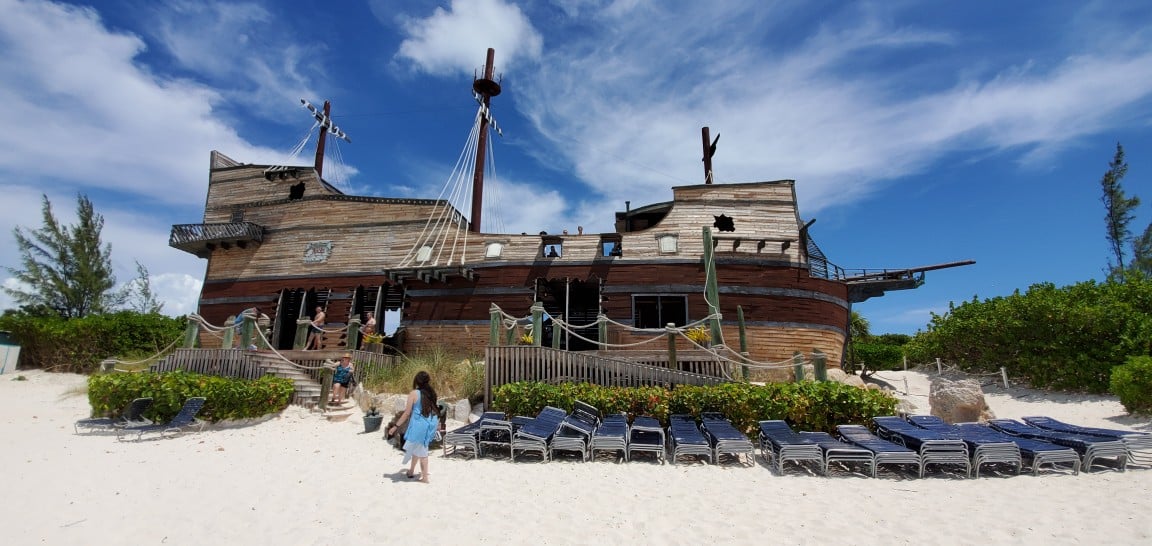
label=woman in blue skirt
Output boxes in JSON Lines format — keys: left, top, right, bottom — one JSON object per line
{"left": 388, "top": 371, "right": 439, "bottom": 483}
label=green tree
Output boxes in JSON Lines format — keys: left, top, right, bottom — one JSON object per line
{"left": 1100, "top": 143, "right": 1138, "bottom": 276}
{"left": 121, "top": 261, "right": 164, "bottom": 314}
{"left": 3, "top": 194, "right": 120, "bottom": 318}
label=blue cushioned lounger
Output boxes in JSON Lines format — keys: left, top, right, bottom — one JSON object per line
{"left": 591, "top": 413, "right": 630, "bottom": 461}
{"left": 906, "top": 415, "right": 1020, "bottom": 478}
{"left": 989, "top": 419, "right": 1127, "bottom": 472}
{"left": 443, "top": 411, "right": 507, "bottom": 459}
{"left": 550, "top": 401, "right": 602, "bottom": 461}
{"left": 511, "top": 406, "right": 567, "bottom": 462}
{"left": 701, "top": 413, "right": 755, "bottom": 466}
{"left": 757, "top": 420, "right": 823, "bottom": 474}
{"left": 952, "top": 423, "right": 1080, "bottom": 475}
{"left": 874, "top": 416, "right": 971, "bottom": 478}
{"left": 668, "top": 414, "right": 712, "bottom": 464}
{"left": 118, "top": 397, "right": 206, "bottom": 441}
{"left": 1023, "top": 416, "right": 1151, "bottom": 467}
{"left": 75, "top": 397, "right": 153, "bottom": 434}
{"left": 798, "top": 431, "right": 876, "bottom": 476}
{"left": 628, "top": 416, "right": 666, "bottom": 464}
{"left": 836, "top": 425, "right": 922, "bottom": 478}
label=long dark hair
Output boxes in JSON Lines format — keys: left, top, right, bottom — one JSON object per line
{"left": 413, "top": 371, "right": 437, "bottom": 417}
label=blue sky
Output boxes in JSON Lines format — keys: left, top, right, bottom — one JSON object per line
{"left": 2, "top": 0, "right": 1152, "bottom": 335}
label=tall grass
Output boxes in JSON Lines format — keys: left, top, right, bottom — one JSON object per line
{"left": 361, "top": 346, "right": 484, "bottom": 401}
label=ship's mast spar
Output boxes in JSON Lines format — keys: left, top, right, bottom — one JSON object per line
{"left": 470, "top": 48, "right": 502, "bottom": 233}
{"left": 300, "top": 99, "right": 351, "bottom": 179}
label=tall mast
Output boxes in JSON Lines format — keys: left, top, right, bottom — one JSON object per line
{"left": 313, "top": 100, "right": 331, "bottom": 179}
{"left": 701, "top": 126, "right": 719, "bottom": 185}
{"left": 470, "top": 48, "right": 501, "bottom": 233}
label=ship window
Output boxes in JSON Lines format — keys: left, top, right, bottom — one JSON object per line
{"left": 289, "top": 182, "right": 305, "bottom": 200}
{"left": 544, "top": 244, "right": 562, "bottom": 258}
{"left": 658, "top": 234, "right": 678, "bottom": 253}
{"left": 600, "top": 235, "right": 622, "bottom": 257}
{"left": 633, "top": 295, "right": 688, "bottom": 328}
{"left": 485, "top": 242, "right": 503, "bottom": 258}
{"left": 416, "top": 245, "right": 433, "bottom": 263}
{"left": 230, "top": 209, "right": 244, "bottom": 222}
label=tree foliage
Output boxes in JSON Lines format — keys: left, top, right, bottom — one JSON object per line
{"left": 1101, "top": 143, "right": 1135, "bottom": 274}
{"left": 904, "top": 276, "right": 1152, "bottom": 392}
{"left": 4, "top": 194, "right": 121, "bottom": 318}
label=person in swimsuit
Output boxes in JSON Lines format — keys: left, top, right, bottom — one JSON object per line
{"left": 331, "top": 353, "right": 354, "bottom": 404}
{"left": 388, "top": 371, "right": 439, "bottom": 483}
{"left": 306, "top": 306, "right": 326, "bottom": 350}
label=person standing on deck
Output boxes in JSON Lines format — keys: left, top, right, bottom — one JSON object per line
{"left": 306, "top": 306, "right": 326, "bottom": 350}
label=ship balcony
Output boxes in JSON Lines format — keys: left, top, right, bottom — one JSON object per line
{"left": 169, "top": 222, "right": 264, "bottom": 258}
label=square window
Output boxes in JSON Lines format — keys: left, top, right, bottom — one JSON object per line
{"left": 484, "top": 242, "right": 503, "bottom": 258}
{"left": 658, "top": 235, "right": 678, "bottom": 253}
{"left": 633, "top": 295, "right": 688, "bottom": 328}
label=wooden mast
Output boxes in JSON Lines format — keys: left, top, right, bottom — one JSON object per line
{"left": 470, "top": 48, "right": 501, "bottom": 233}
{"left": 314, "top": 100, "right": 331, "bottom": 179}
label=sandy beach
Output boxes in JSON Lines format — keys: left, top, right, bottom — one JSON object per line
{"left": 1, "top": 369, "right": 1149, "bottom": 546}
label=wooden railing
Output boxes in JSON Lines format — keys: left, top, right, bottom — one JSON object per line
{"left": 485, "top": 346, "right": 732, "bottom": 402}
{"left": 151, "top": 348, "right": 265, "bottom": 379}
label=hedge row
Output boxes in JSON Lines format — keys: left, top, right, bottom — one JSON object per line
{"left": 87, "top": 371, "right": 295, "bottom": 423}
{"left": 492, "top": 381, "right": 898, "bottom": 435}
{"left": 0, "top": 311, "right": 184, "bottom": 373}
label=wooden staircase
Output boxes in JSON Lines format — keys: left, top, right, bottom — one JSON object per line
{"left": 249, "top": 351, "right": 361, "bottom": 422}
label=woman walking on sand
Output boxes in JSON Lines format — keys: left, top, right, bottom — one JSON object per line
{"left": 387, "top": 371, "right": 439, "bottom": 483}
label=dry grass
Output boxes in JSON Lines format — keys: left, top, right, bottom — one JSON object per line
{"left": 361, "top": 346, "right": 484, "bottom": 401}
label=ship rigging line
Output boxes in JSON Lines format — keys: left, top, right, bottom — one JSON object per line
{"left": 398, "top": 105, "right": 499, "bottom": 268}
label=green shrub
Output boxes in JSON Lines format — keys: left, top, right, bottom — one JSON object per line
{"left": 1110, "top": 356, "right": 1152, "bottom": 414}
{"left": 87, "top": 371, "right": 294, "bottom": 422}
{"left": 0, "top": 311, "right": 184, "bottom": 373}
{"left": 904, "top": 277, "right": 1152, "bottom": 393}
{"left": 492, "top": 381, "right": 897, "bottom": 435}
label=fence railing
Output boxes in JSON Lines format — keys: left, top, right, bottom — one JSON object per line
{"left": 485, "top": 346, "right": 731, "bottom": 402}
{"left": 150, "top": 348, "right": 265, "bottom": 379}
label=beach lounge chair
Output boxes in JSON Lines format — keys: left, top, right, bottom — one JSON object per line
{"left": 668, "top": 414, "right": 713, "bottom": 464}
{"left": 510, "top": 406, "right": 567, "bottom": 462}
{"left": 952, "top": 423, "right": 1080, "bottom": 476}
{"left": 74, "top": 397, "right": 153, "bottom": 434}
{"left": 797, "top": 431, "right": 876, "bottom": 476}
{"left": 757, "top": 420, "right": 824, "bottom": 474}
{"left": 701, "top": 413, "right": 755, "bottom": 466}
{"left": 906, "top": 415, "right": 1021, "bottom": 478}
{"left": 549, "top": 401, "right": 602, "bottom": 461}
{"left": 590, "top": 413, "right": 630, "bottom": 461}
{"left": 836, "top": 425, "right": 922, "bottom": 478}
{"left": 988, "top": 419, "right": 1127, "bottom": 472}
{"left": 443, "top": 411, "right": 507, "bottom": 459}
{"left": 874, "top": 416, "right": 971, "bottom": 478}
{"left": 1022, "top": 416, "right": 1152, "bottom": 467}
{"left": 627, "top": 416, "right": 666, "bottom": 464}
{"left": 118, "top": 397, "right": 207, "bottom": 441}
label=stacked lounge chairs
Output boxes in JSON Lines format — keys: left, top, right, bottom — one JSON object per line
{"left": 989, "top": 419, "right": 1128, "bottom": 472}
{"left": 797, "top": 431, "right": 876, "bottom": 476}
{"left": 443, "top": 411, "right": 507, "bottom": 459}
{"left": 590, "top": 413, "right": 630, "bottom": 461}
{"left": 549, "top": 401, "right": 602, "bottom": 461}
{"left": 701, "top": 413, "right": 756, "bottom": 466}
{"left": 906, "top": 415, "right": 1022, "bottom": 477}
{"left": 952, "top": 423, "right": 1081, "bottom": 475}
{"left": 757, "top": 420, "right": 823, "bottom": 474}
{"left": 1023, "top": 416, "right": 1152, "bottom": 467}
{"left": 628, "top": 416, "right": 666, "bottom": 464}
{"left": 874, "top": 416, "right": 971, "bottom": 478}
{"left": 836, "top": 424, "right": 923, "bottom": 478}
{"left": 510, "top": 406, "right": 567, "bottom": 462}
{"left": 668, "top": 414, "right": 713, "bottom": 464}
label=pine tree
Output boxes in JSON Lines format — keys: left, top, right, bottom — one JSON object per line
{"left": 4, "top": 194, "right": 119, "bottom": 318}
{"left": 1100, "top": 143, "right": 1137, "bottom": 277}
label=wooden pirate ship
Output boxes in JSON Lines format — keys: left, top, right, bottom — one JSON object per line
{"left": 169, "top": 49, "right": 971, "bottom": 378}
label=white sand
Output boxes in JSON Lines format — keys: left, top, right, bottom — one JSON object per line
{"left": 1, "top": 369, "right": 1150, "bottom": 546}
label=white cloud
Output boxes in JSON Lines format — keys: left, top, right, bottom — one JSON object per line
{"left": 395, "top": 0, "right": 543, "bottom": 76}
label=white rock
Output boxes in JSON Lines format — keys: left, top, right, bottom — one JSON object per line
{"left": 454, "top": 399, "right": 471, "bottom": 422}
